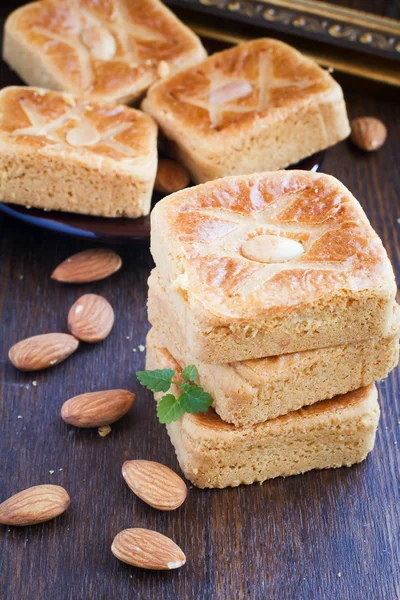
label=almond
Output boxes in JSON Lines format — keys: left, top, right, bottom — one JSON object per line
{"left": 111, "top": 528, "right": 186, "bottom": 570}
{"left": 51, "top": 249, "right": 122, "bottom": 283}
{"left": 61, "top": 389, "right": 135, "bottom": 427}
{"left": 209, "top": 79, "right": 252, "bottom": 105}
{"left": 154, "top": 159, "right": 190, "bottom": 195}
{"left": 122, "top": 460, "right": 187, "bottom": 511}
{"left": 81, "top": 26, "right": 117, "bottom": 61}
{"left": 9, "top": 333, "right": 79, "bottom": 371}
{"left": 68, "top": 294, "right": 114, "bottom": 342}
{"left": 66, "top": 122, "right": 101, "bottom": 147}
{"left": 350, "top": 117, "right": 387, "bottom": 151}
{"left": 0, "top": 485, "right": 70, "bottom": 526}
{"left": 241, "top": 234, "right": 304, "bottom": 263}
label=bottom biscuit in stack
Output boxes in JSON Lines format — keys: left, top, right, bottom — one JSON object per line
{"left": 146, "top": 328, "right": 380, "bottom": 489}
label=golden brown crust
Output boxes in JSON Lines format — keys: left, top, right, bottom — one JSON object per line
{"left": 4, "top": 0, "right": 206, "bottom": 103}
{"left": 151, "top": 170, "right": 396, "bottom": 323}
{"left": 0, "top": 86, "right": 156, "bottom": 170}
{"left": 144, "top": 38, "right": 339, "bottom": 134}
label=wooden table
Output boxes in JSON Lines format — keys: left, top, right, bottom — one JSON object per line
{"left": 0, "top": 2, "right": 399, "bottom": 599}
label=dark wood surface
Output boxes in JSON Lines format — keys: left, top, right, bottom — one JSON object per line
{"left": 1, "top": 2, "right": 400, "bottom": 599}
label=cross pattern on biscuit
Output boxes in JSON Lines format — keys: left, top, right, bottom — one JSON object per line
{"left": 12, "top": 95, "right": 136, "bottom": 158}
{"left": 32, "top": 0, "right": 167, "bottom": 91}
{"left": 180, "top": 180, "right": 351, "bottom": 297}
{"left": 179, "top": 52, "right": 316, "bottom": 128}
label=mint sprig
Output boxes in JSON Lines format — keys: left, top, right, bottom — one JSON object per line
{"left": 136, "top": 365, "right": 213, "bottom": 424}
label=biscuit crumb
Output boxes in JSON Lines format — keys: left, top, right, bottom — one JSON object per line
{"left": 32, "top": 381, "right": 38, "bottom": 387}
{"left": 132, "top": 348, "right": 137, "bottom": 352}
{"left": 98, "top": 425, "right": 111, "bottom": 437}
{"left": 17, "top": 415, "right": 23, "bottom": 419}
{"left": 49, "top": 470, "right": 54, "bottom": 475}
{"left": 138, "top": 345, "right": 145, "bottom": 352}
{"left": 158, "top": 60, "right": 170, "bottom": 79}
{"left": 337, "top": 572, "right": 342, "bottom": 578}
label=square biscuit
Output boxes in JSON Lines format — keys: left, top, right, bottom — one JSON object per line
{"left": 148, "top": 271, "right": 400, "bottom": 426}
{"left": 142, "top": 38, "right": 350, "bottom": 182}
{"left": 0, "top": 86, "right": 157, "bottom": 217}
{"left": 146, "top": 329, "right": 380, "bottom": 489}
{"left": 3, "top": 0, "right": 206, "bottom": 105}
{"left": 150, "top": 170, "right": 397, "bottom": 362}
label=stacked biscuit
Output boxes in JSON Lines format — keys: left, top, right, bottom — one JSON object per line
{"left": 146, "top": 170, "right": 399, "bottom": 488}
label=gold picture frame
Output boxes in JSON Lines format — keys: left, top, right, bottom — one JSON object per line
{"left": 166, "top": 0, "right": 400, "bottom": 86}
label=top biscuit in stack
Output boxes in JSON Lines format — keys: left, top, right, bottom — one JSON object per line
{"left": 150, "top": 170, "right": 396, "bottom": 363}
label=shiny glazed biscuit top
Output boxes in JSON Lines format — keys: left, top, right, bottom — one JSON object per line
{"left": 152, "top": 170, "right": 395, "bottom": 317}
{"left": 7, "top": 0, "right": 202, "bottom": 99}
{"left": 147, "top": 39, "right": 336, "bottom": 131}
{"left": 0, "top": 86, "right": 156, "bottom": 168}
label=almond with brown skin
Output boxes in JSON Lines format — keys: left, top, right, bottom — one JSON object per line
{"left": 111, "top": 528, "right": 186, "bottom": 570}
{"left": 122, "top": 460, "right": 187, "bottom": 510}
{"left": 61, "top": 389, "right": 135, "bottom": 427}
{"left": 0, "top": 485, "right": 70, "bottom": 526}
{"left": 9, "top": 333, "right": 79, "bottom": 371}
{"left": 68, "top": 294, "right": 114, "bottom": 342}
{"left": 154, "top": 159, "right": 190, "bottom": 195}
{"left": 51, "top": 249, "right": 122, "bottom": 283}
{"left": 350, "top": 117, "right": 387, "bottom": 151}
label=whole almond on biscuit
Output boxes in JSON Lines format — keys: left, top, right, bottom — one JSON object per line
{"left": 111, "top": 528, "right": 186, "bottom": 570}
{"left": 9, "top": 333, "right": 79, "bottom": 371}
{"left": 68, "top": 294, "right": 114, "bottom": 342}
{"left": 122, "top": 460, "right": 187, "bottom": 510}
{"left": 61, "top": 389, "right": 135, "bottom": 428}
{"left": 350, "top": 117, "right": 387, "bottom": 151}
{"left": 0, "top": 485, "right": 70, "bottom": 526}
{"left": 51, "top": 249, "right": 122, "bottom": 283}
{"left": 155, "top": 159, "right": 190, "bottom": 195}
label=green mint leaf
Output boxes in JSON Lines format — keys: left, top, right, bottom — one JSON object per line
{"left": 180, "top": 385, "right": 213, "bottom": 414}
{"left": 136, "top": 369, "right": 175, "bottom": 393}
{"left": 156, "top": 394, "right": 185, "bottom": 424}
{"left": 181, "top": 365, "right": 198, "bottom": 382}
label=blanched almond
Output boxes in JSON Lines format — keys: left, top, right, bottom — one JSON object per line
{"left": 241, "top": 234, "right": 304, "bottom": 263}
{"left": 61, "top": 389, "right": 135, "bottom": 427}
{"left": 111, "top": 528, "right": 186, "bottom": 570}
{"left": 0, "top": 485, "right": 70, "bottom": 526}
{"left": 81, "top": 26, "right": 117, "bottom": 61}
{"left": 209, "top": 79, "right": 252, "bottom": 105}
{"left": 155, "top": 159, "right": 190, "bottom": 195}
{"left": 68, "top": 294, "right": 114, "bottom": 342}
{"left": 66, "top": 122, "right": 101, "bottom": 147}
{"left": 9, "top": 333, "right": 79, "bottom": 371}
{"left": 122, "top": 460, "right": 187, "bottom": 510}
{"left": 51, "top": 249, "right": 122, "bottom": 283}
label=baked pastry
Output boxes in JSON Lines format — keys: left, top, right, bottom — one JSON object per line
{"left": 150, "top": 170, "right": 397, "bottom": 362}
{"left": 149, "top": 269, "right": 400, "bottom": 426}
{"left": 142, "top": 38, "right": 350, "bottom": 182}
{"left": 0, "top": 86, "right": 157, "bottom": 217}
{"left": 146, "top": 328, "right": 380, "bottom": 489}
{"left": 3, "top": 0, "right": 206, "bottom": 104}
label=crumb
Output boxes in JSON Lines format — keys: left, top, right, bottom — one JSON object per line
{"left": 126, "top": 336, "right": 130, "bottom": 340}
{"left": 132, "top": 348, "right": 137, "bottom": 352}
{"left": 397, "top": 218, "right": 400, "bottom": 224}
{"left": 338, "top": 572, "right": 342, "bottom": 578}
{"left": 19, "top": 275, "right": 23, "bottom": 280}
{"left": 49, "top": 470, "right": 54, "bottom": 475}
{"left": 327, "top": 66, "right": 334, "bottom": 73}
{"left": 32, "top": 381, "right": 38, "bottom": 387}
{"left": 138, "top": 345, "right": 145, "bottom": 352}
{"left": 157, "top": 60, "right": 170, "bottom": 79}
{"left": 17, "top": 415, "right": 23, "bottom": 419}
{"left": 98, "top": 425, "right": 111, "bottom": 437}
